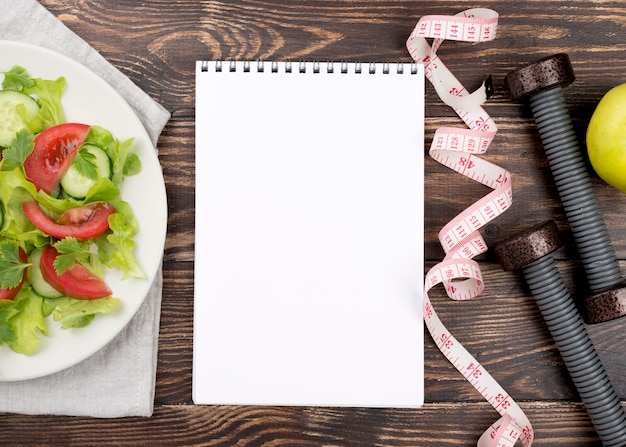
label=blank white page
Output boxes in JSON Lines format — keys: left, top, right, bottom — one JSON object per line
{"left": 193, "top": 60, "right": 424, "bottom": 408}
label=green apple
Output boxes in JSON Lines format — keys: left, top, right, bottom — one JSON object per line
{"left": 586, "top": 83, "right": 626, "bottom": 193}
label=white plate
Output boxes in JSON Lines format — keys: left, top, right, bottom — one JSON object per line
{"left": 0, "top": 41, "right": 168, "bottom": 381}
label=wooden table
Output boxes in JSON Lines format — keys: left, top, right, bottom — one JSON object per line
{"left": 3, "top": 1, "right": 626, "bottom": 445}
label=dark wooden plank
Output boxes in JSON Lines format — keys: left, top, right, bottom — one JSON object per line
{"left": 0, "top": 402, "right": 605, "bottom": 446}
{"left": 159, "top": 118, "right": 195, "bottom": 262}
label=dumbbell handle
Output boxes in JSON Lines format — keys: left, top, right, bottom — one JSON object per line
{"left": 523, "top": 255, "right": 626, "bottom": 447}
{"left": 529, "top": 87, "right": 622, "bottom": 291}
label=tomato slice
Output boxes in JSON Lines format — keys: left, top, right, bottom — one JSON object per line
{"left": 40, "top": 245, "right": 112, "bottom": 300}
{"left": 24, "top": 123, "right": 90, "bottom": 194}
{"left": 0, "top": 248, "right": 28, "bottom": 300}
{"left": 22, "top": 201, "right": 116, "bottom": 240}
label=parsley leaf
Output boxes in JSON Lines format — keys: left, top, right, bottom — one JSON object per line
{"left": 1, "top": 66, "right": 34, "bottom": 91}
{"left": 0, "top": 241, "right": 29, "bottom": 289}
{"left": 0, "top": 305, "right": 17, "bottom": 346}
{"left": 2, "top": 129, "right": 34, "bottom": 171}
{"left": 71, "top": 147, "right": 98, "bottom": 180}
{"left": 53, "top": 237, "right": 92, "bottom": 274}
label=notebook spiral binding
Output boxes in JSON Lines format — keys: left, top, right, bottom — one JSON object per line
{"left": 200, "top": 60, "right": 419, "bottom": 75}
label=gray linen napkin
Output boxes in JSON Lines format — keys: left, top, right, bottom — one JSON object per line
{"left": 0, "top": 0, "right": 170, "bottom": 417}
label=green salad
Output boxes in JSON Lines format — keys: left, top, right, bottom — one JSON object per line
{"left": 0, "top": 65, "right": 143, "bottom": 355}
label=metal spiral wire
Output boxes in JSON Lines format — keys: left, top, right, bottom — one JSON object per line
{"left": 523, "top": 255, "right": 626, "bottom": 446}
{"left": 529, "top": 87, "right": 622, "bottom": 292}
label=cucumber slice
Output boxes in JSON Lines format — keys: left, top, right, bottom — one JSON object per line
{"left": 0, "top": 90, "right": 40, "bottom": 147}
{"left": 60, "top": 144, "right": 112, "bottom": 199}
{"left": 29, "top": 247, "right": 63, "bottom": 299}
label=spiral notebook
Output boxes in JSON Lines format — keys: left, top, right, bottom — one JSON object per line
{"left": 193, "top": 60, "right": 425, "bottom": 408}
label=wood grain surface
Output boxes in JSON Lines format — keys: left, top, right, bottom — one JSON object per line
{"left": 3, "top": 1, "right": 626, "bottom": 445}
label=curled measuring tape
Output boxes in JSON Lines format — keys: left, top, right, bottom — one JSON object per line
{"left": 407, "top": 9, "right": 534, "bottom": 447}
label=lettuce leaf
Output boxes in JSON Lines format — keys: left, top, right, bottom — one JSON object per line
{"left": 0, "top": 168, "right": 48, "bottom": 248}
{"left": 21, "top": 76, "right": 66, "bottom": 130}
{"left": 48, "top": 296, "right": 120, "bottom": 330}
{"left": 3, "top": 289, "right": 47, "bottom": 355}
{"left": 0, "top": 289, "right": 122, "bottom": 355}
{"left": 101, "top": 199, "right": 144, "bottom": 279}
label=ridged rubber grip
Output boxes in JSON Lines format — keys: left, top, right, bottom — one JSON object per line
{"left": 522, "top": 255, "right": 626, "bottom": 447}
{"left": 528, "top": 87, "right": 623, "bottom": 292}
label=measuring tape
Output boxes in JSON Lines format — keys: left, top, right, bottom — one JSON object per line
{"left": 407, "top": 9, "right": 534, "bottom": 446}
